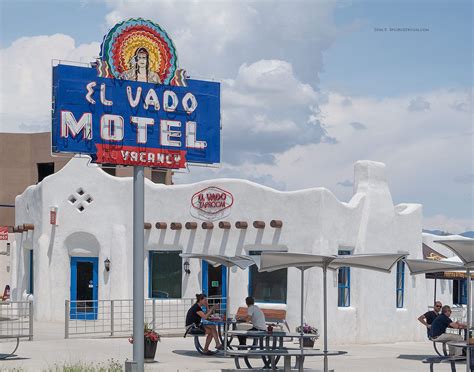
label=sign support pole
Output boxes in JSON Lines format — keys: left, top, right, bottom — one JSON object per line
{"left": 132, "top": 165, "right": 145, "bottom": 371}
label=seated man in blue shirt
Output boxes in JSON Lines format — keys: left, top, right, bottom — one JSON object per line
{"left": 430, "top": 305, "right": 466, "bottom": 356}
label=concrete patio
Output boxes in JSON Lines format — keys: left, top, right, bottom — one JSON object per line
{"left": 0, "top": 321, "right": 459, "bottom": 371}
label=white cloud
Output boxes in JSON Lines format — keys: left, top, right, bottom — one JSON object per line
{"left": 226, "top": 60, "right": 318, "bottom": 108}
{"left": 103, "top": 0, "right": 340, "bottom": 83}
{"left": 423, "top": 214, "right": 473, "bottom": 234}
{"left": 249, "top": 89, "right": 473, "bottom": 221}
{"left": 220, "top": 59, "right": 330, "bottom": 165}
{"left": 407, "top": 96, "right": 431, "bottom": 112}
{"left": 178, "top": 88, "right": 473, "bottom": 231}
{"left": 0, "top": 34, "right": 99, "bottom": 132}
{"left": 177, "top": 84, "right": 474, "bottom": 228}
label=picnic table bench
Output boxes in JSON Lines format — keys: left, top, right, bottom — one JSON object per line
{"left": 227, "top": 349, "right": 345, "bottom": 372}
{"left": 184, "top": 319, "right": 241, "bottom": 355}
{"left": 422, "top": 355, "right": 468, "bottom": 372}
{"left": 236, "top": 307, "right": 290, "bottom": 332}
{"left": 227, "top": 330, "right": 345, "bottom": 371}
{"left": 0, "top": 335, "right": 21, "bottom": 359}
{"left": 431, "top": 338, "right": 449, "bottom": 356}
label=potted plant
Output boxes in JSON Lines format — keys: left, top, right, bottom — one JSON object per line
{"left": 296, "top": 323, "right": 319, "bottom": 348}
{"left": 128, "top": 323, "right": 161, "bottom": 362}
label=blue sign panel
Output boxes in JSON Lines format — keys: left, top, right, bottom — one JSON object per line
{"left": 52, "top": 64, "right": 220, "bottom": 168}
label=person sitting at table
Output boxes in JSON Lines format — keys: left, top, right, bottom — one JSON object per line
{"left": 430, "top": 305, "right": 466, "bottom": 356}
{"left": 236, "top": 296, "right": 267, "bottom": 345}
{"left": 185, "top": 293, "right": 223, "bottom": 355}
{"left": 418, "top": 301, "right": 442, "bottom": 337}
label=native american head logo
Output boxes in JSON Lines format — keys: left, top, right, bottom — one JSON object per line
{"left": 96, "top": 18, "right": 187, "bottom": 86}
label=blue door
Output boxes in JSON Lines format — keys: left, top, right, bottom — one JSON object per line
{"left": 70, "top": 257, "right": 98, "bottom": 320}
{"left": 202, "top": 261, "right": 227, "bottom": 315}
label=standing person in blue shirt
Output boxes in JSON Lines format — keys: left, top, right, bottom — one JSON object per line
{"left": 418, "top": 301, "right": 442, "bottom": 337}
{"left": 430, "top": 305, "right": 466, "bottom": 356}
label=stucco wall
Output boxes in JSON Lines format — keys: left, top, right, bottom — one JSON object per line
{"left": 11, "top": 156, "right": 452, "bottom": 344}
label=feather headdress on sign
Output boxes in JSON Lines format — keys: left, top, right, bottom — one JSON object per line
{"left": 97, "top": 18, "right": 187, "bottom": 86}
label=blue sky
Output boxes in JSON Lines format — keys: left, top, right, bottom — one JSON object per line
{"left": 0, "top": 1, "right": 108, "bottom": 47}
{"left": 2, "top": 1, "right": 471, "bottom": 95}
{"left": 0, "top": 0, "right": 472, "bottom": 232}
{"left": 321, "top": 0, "right": 472, "bottom": 96}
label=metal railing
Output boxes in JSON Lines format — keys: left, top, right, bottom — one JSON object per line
{"left": 0, "top": 301, "right": 33, "bottom": 340}
{"left": 65, "top": 297, "right": 227, "bottom": 338}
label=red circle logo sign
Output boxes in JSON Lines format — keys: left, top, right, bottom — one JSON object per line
{"left": 190, "top": 187, "right": 234, "bottom": 221}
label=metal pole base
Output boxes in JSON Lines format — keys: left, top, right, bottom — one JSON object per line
{"left": 125, "top": 360, "right": 138, "bottom": 372}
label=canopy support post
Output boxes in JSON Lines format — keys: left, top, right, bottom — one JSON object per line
{"left": 300, "top": 268, "right": 304, "bottom": 357}
{"left": 467, "top": 268, "right": 471, "bottom": 372}
{"left": 224, "top": 265, "right": 230, "bottom": 356}
{"left": 323, "top": 265, "right": 328, "bottom": 372}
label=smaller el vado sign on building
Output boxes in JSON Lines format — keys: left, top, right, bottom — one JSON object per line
{"left": 190, "top": 187, "right": 234, "bottom": 221}
{"left": 52, "top": 18, "right": 220, "bottom": 169}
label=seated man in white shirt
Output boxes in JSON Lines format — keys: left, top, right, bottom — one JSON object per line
{"left": 237, "top": 296, "right": 267, "bottom": 345}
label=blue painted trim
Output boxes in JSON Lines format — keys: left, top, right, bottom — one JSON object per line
{"left": 221, "top": 266, "right": 227, "bottom": 314}
{"left": 202, "top": 260, "right": 209, "bottom": 296}
{"left": 461, "top": 279, "right": 468, "bottom": 304}
{"left": 248, "top": 266, "right": 252, "bottom": 297}
{"left": 337, "top": 250, "right": 351, "bottom": 307}
{"left": 70, "top": 257, "right": 98, "bottom": 320}
{"left": 148, "top": 251, "right": 152, "bottom": 298}
{"left": 201, "top": 261, "right": 227, "bottom": 311}
{"left": 221, "top": 266, "right": 227, "bottom": 299}
{"left": 396, "top": 261, "right": 405, "bottom": 308}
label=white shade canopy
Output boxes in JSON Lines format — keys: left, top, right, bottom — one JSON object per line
{"left": 329, "top": 253, "right": 408, "bottom": 273}
{"left": 253, "top": 252, "right": 337, "bottom": 272}
{"left": 253, "top": 251, "right": 406, "bottom": 372}
{"left": 404, "top": 258, "right": 465, "bottom": 275}
{"left": 434, "top": 239, "right": 474, "bottom": 267}
{"left": 180, "top": 254, "right": 255, "bottom": 269}
{"left": 255, "top": 252, "right": 407, "bottom": 273}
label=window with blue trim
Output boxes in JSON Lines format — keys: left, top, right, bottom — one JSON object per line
{"left": 453, "top": 279, "right": 467, "bottom": 305}
{"left": 149, "top": 251, "right": 182, "bottom": 299}
{"left": 396, "top": 260, "right": 405, "bottom": 308}
{"left": 337, "top": 250, "right": 351, "bottom": 307}
{"left": 249, "top": 251, "right": 287, "bottom": 303}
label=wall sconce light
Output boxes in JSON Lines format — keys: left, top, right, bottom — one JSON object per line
{"left": 104, "top": 258, "right": 111, "bottom": 272}
{"left": 184, "top": 260, "right": 191, "bottom": 274}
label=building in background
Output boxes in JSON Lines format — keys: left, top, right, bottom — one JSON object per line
{"left": 0, "top": 132, "right": 172, "bottom": 291}
{"left": 10, "top": 157, "right": 450, "bottom": 344}
{"left": 0, "top": 133, "right": 173, "bottom": 227}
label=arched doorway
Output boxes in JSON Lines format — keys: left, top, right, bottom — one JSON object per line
{"left": 64, "top": 232, "right": 100, "bottom": 320}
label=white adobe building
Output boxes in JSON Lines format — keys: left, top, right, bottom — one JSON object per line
{"left": 10, "top": 156, "right": 455, "bottom": 344}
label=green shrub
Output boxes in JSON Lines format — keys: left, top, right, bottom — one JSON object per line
{"left": 44, "top": 359, "right": 123, "bottom": 372}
